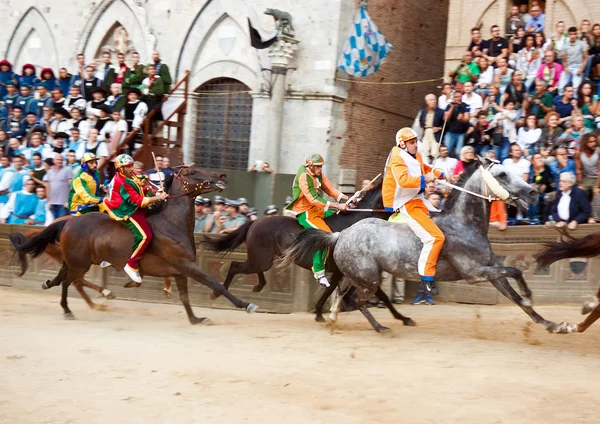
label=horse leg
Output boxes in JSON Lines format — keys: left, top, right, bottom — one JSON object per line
{"left": 253, "top": 272, "right": 267, "bottom": 293}
{"left": 463, "top": 265, "right": 534, "bottom": 306}
{"left": 375, "top": 286, "right": 416, "bottom": 326}
{"left": 79, "top": 278, "right": 115, "bottom": 300}
{"left": 211, "top": 261, "right": 250, "bottom": 299}
{"left": 581, "top": 289, "right": 600, "bottom": 315}
{"left": 489, "top": 277, "right": 558, "bottom": 332}
{"left": 163, "top": 277, "right": 172, "bottom": 297}
{"left": 576, "top": 304, "right": 600, "bottom": 333}
{"left": 73, "top": 280, "right": 96, "bottom": 310}
{"left": 175, "top": 260, "right": 257, "bottom": 313}
{"left": 315, "top": 273, "right": 341, "bottom": 322}
{"left": 42, "top": 262, "right": 69, "bottom": 290}
{"left": 328, "top": 287, "right": 343, "bottom": 322}
{"left": 174, "top": 275, "right": 209, "bottom": 325}
{"left": 357, "top": 304, "right": 390, "bottom": 333}
{"left": 60, "top": 280, "right": 75, "bottom": 320}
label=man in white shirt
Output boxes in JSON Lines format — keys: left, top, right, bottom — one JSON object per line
{"left": 461, "top": 81, "right": 483, "bottom": 115}
{"left": 546, "top": 172, "right": 591, "bottom": 230}
{"left": 76, "top": 128, "right": 109, "bottom": 169}
{"left": 104, "top": 109, "right": 128, "bottom": 156}
{"left": 501, "top": 143, "right": 530, "bottom": 181}
{"left": 431, "top": 145, "right": 458, "bottom": 192}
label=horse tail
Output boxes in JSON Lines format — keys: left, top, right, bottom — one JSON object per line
{"left": 202, "top": 221, "right": 255, "bottom": 254}
{"left": 534, "top": 227, "right": 600, "bottom": 267}
{"left": 9, "top": 219, "right": 69, "bottom": 275}
{"left": 279, "top": 229, "right": 340, "bottom": 269}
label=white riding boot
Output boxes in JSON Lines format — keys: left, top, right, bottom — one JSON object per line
{"left": 100, "top": 261, "right": 112, "bottom": 268}
{"left": 314, "top": 271, "right": 330, "bottom": 288}
{"left": 124, "top": 264, "right": 143, "bottom": 284}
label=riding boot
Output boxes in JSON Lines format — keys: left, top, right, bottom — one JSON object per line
{"left": 422, "top": 279, "right": 439, "bottom": 296}
{"left": 313, "top": 271, "right": 330, "bottom": 288}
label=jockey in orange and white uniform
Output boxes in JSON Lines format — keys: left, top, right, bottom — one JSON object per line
{"left": 382, "top": 128, "right": 446, "bottom": 297}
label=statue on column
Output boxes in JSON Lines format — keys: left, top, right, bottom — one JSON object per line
{"left": 264, "top": 8, "right": 294, "bottom": 36}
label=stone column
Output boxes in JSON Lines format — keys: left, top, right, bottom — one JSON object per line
{"left": 265, "top": 35, "right": 299, "bottom": 172}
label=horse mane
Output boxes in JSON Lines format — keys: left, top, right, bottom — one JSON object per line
{"left": 355, "top": 182, "right": 383, "bottom": 208}
{"left": 441, "top": 166, "right": 478, "bottom": 213}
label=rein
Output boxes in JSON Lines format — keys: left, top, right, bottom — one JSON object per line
{"left": 438, "top": 180, "right": 498, "bottom": 202}
{"left": 165, "top": 167, "right": 212, "bottom": 199}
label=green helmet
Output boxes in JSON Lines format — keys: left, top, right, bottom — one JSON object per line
{"left": 305, "top": 153, "right": 325, "bottom": 167}
{"left": 115, "top": 154, "right": 134, "bottom": 168}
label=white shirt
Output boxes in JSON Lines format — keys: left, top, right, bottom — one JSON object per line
{"left": 517, "top": 127, "right": 542, "bottom": 151}
{"left": 462, "top": 92, "right": 483, "bottom": 114}
{"left": 75, "top": 141, "right": 109, "bottom": 161}
{"left": 502, "top": 157, "right": 531, "bottom": 180}
{"left": 476, "top": 67, "right": 495, "bottom": 86}
{"left": 432, "top": 156, "right": 458, "bottom": 176}
{"left": 557, "top": 189, "right": 571, "bottom": 221}
{"left": 438, "top": 94, "right": 450, "bottom": 110}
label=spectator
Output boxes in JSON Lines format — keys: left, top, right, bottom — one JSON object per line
{"left": 22, "top": 112, "right": 41, "bottom": 138}
{"left": 3, "top": 107, "right": 25, "bottom": 140}
{"left": 474, "top": 57, "right": 494, "bottom": 98}
{"left": 575, "top": 82, "right": 597, "bottom": 130}
{"left": 203, "top": 196, "right": 225, "bottom": 233}
{"left": 432, "top": 145, "right": 458, "bottom": 181}
{"left": 97, "top": 52, "right": 116, "bottom": 91}
{"left": 506, "top": 5, "right": 525, "bottom": 37}
{"left": 443, "top": 90, "right": 470, "bottom": 157}
{"left": 534, "top": 31, "right": 552, "bottom": 53}
{"left": 537, "top": 111, "right": 564, "bottom": 157}
{"left": 146, "top": 154, "right": 169, "bottom": 185}
{"left": 524, "top": 4, "right": 545, "bottom": 34}
{"left": 15, "top": 85, "right": 35, "bottom": 115}
{"left": 237, "top": 197, "right": 250, "bottom": 217}
{"left": 248, "top": 160, "right": 274, "bottom": 173}
{"left": 68, "top": 107, "right": 89, "bottom": 140}
{"left": 44, "top": 153, "right": 72, "bottom": 219}
{"left": 428, "top": 191, "right": 443, "bottom": 210}
{"left": 546, "top": 171, "right": 590, "bottom": 229}
{"left": 548, "top": 146, "right": 576, "bottom": 185}
{"left": 467, "top": 27, "right": 489, "bottom": 61}
{"left": 451, "top": 145, "right": 477, "bottom": 182}
{"left": 0, "top": 178, "right": 38, "bottom": 224}
{"left": 39, "top": 68, "right": 57, "bottom": 91}
{"left": 528, "top": 152, "right": 555, "bottom": 222}
{"left": 17, "top": 63, "right": 39, "bottom": 88}
{"left": 57, "top": 67, "right": 79, "bottom": 97}
{"left": 81, "top": 66, "right": 101, "bottom": 101}
{"left": 515, "top": 34, "right": 542, "bottom": 90}
{"left": 264, "top": 204, "right": 279, "bottom": 217}
{"left": 3, "top": 82, "right": 19, "bottom": 112}
{"left": 65, "top": 150, "right": 79, "bottom": 174}
{"left": 29, "top": 185, "right": 49, "bottom": 225}
{"left": 528, "top": 79, "right": 554, "bottom": 121}
{"left": 34, "top": 83, "right": 53, "bottom": 118}
{"left": 482, "top": 84, "right": 502, "bottom": 117}
{"left": 151, "top": 50, "right": 173, "bottom": 92}
{"left": 501, "top": 70, "right": 529, "bottom": 120}
{"left": 558, "top": 26, "right": 589, "bottom": 95}
{"left": 536, "top": 50, "right": 562, "bottom": 95}
{"left": 194, "top": 197, "right": 213, "bottom": 232}
{"left": 492, "top": 99, "right": 518, "bottom": 161}
{"left": 485, "top": 25, "right": 509, "bottom": 66}
{"left": 162, "top": 157, "right": 173, "bottom": 175}
{"left": 381, "top": 272, "right": 405, "bottom": 305}
{"left": 114, "top": 53, "right": 129, "bottom": 86}
{"left": 461, "top": 81, "right": 483, "bottom": 115}
{"left": 76, "top": 128, "right": 108, "bottom": 169}
{"left": 50, "top": 88, "right": 66, "bottom": 110}
{"left": 517, "top": 114, "right": 542, "bottom": 155}
{"left": 74, "top": 54, "right": 86, "bottom": 79}
{"left": 552, "top": 21, "right": 568, "bottom": 52}
{"left": 519, "top": 4, "right": 531, "bottom": 25}
{"left": 122, "top": 88, "right": 147, "bottom": 134}
{"left": 95, "top": 105, "right": 113, "bottom": 141}
{"left": 104, "top": 109, "right": 128, "bottom": 157}
{"left": 466, "top": 111, "right": 492, "bottom": 155}
{"left": 449, "top": 51, "right": 480, "bottom": 90}
{"left": 553, "top": 83, "right": 576, "bottom": 123}
{"left": 217, "top": 200, "right": 247, "bottom": 234}
{"left": 0, "top": 60, "right": 17, "bottom": 99}
{"left": 575, "top": 133, "right": 599, "bottom": 200}
{"left": 0, "top": 129, "right": 8, "bottom": 152}
{"left": 419, "top": 93, "right": 444, "bottom": 161}
{"left": 123, "top": 51, "right": 145, "bottom": 93}
{"left": 141, "top": 64, "right": 166, "bottom": 121}
{"left": 49, "top": 107, "right": 72, "bottom": 139}
{"left": 438, "top": 83, "right": 452, "bottom": 110}
{"left": 509, "top": 27, "right": 527, "bottom": 57}
{"left": 589, "top": 24, "right": 600, "bottom": 79}
{"left": 493, "top": 56, "right": 514, "bottom": 95}
{"left": 86, "top": 87, "right": 107, "bottom": 118}
{"left": 558, "top": 115, "right": 589, "bottom": 157}
{"left": 28, "top": 152, "right": 46, "bottom": 188}
{"left": 24, "top": 132, "right": 45, "bottom": 163}
{"left": 67, "top": 127, "right": 84, "bottom": 153}
{"left": 106, "top": 83, "right": 125, "bottom": 110}
{"left": 64, "top": 85, "right": 86, "bottom": 111}
{"left": 503, "top": 143, "right": 531, "bottom": 182}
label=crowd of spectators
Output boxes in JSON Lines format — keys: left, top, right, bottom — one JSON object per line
{"left": 415, "top": 2, "right": 600, "bottom": 228}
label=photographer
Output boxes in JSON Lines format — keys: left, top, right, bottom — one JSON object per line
{"left": 449, "top": 51, "right": 480, "bottom": 91}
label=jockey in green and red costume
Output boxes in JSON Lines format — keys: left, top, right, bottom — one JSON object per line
{"left": 102, "top": 154, "right": 168, "bottom": 285}
{"left": 285, "top": 153, "right": 348, "bottom": 288}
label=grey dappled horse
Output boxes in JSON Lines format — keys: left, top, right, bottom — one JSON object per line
{"left": 281, "top": 159, "right": 563, "bottom": 333}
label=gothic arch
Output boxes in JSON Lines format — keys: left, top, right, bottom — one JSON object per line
{"left": 176, "top": 0, "right": 263, "bottom": 92}
{"left": 5, "top": 7, "right": 60, "bottom": 71}
{"left": 75, "top": 0, "right": 156, "bottom": 63}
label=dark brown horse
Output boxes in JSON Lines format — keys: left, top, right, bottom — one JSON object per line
{"left": 535, "top": 228, "right": 600, "bottom": 333}
{"left": 10, "top": 166, "right": 258, "bottom": 322}
{"left": 204, "top": 184, "right": 416, "bottom": 326}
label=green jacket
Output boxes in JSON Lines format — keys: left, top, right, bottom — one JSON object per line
{"left": 122, "top": 65, "right": 145, "bottom": 91}
{"left": 144, "top": 77, "right": 167, "bottom": 97}
{"left": 155, "top": 62, "right": 172, "bottom": 92}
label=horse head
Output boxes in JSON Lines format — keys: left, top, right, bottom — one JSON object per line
{"left": 170, "top": 165, "right": 228, "bottom": 197}
{"left": 475, "top": 157, "right": 538, "bottom": 210}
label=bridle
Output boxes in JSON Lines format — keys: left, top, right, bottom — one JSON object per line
{"left": 166, "top": 166, "right": 213, "bottom": 199}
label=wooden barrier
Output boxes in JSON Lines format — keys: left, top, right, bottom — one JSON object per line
{"left": 1, "top": 224, "right": 599, "bottom": 310}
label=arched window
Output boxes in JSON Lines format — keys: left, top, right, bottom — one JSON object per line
{"left": 195, "top": 78, "right": 252, "bottom": 171}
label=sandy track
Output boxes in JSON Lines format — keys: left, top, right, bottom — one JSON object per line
{"left": 1, "top": 287, "right": 599, "bottom": 424}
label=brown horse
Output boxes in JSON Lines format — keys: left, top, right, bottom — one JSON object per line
{"left": 10, "top": 166, "right": 258, "bottom": 322}
{"left": 535, "top": 228, "right": 600, "bottom": 333}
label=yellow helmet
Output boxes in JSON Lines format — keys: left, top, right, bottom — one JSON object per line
{"left": 82, "top": 152, "right": 98, "bottom": 163}
{"left": 395, "top": 127, "right": 418, "bottom": 149}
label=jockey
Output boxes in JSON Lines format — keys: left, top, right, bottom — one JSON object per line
{"left": 285, "top": 153, "right": 348, "bottom": 288}
{"left": 382, "top": 128, "right": 446, "bottom": 297}
{"left": 102, "top": 154, "right": 168, "bottom": 284}
{"left": 68, "top": 152, "right": 104, "bottom": 215}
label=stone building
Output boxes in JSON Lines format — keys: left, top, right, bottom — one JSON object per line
{"left": 1, "top": 0, "right": 448, "bottom": 189}
{"left": 444, "top": 0, "right": 600, "bottom": 74}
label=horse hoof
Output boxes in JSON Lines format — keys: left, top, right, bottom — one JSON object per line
{"left": 403, "top": 318, "right": 417, "bottom": 327}
{"left": 252, "top": 285, "right": 264, "bottom": 293}
{"left": 315, "top": 315, "right": 326, "bottom": 323}
{"left": 547, "top": 321, "right": 578, "bottom": 334}
{"left": 581, "top": 300, "right": 598, "bottom": 315}
{"left": 375, "top": 326, "right": 391, "bottom": 333}
{"left": 246, "top": 304, "right": 258, "bottom": 314}
{"left": 41, "top": 281, "right": 51, "bottom": 290}
{"left": 163, "top": 288, "right": 172, "bottom": 298}
{"left": 123, "top": 281, "right": 141, "bottom": 288}
{"left": 191, "top": 317, "right": 212, "bottom": 325}
{"left": 102, "top": 289, "right": 115, "bottom": 300}
{"left": 64, "top": 312, "right": 76, "bottom": 320}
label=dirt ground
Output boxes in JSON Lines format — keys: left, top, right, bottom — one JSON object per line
{"left": 1, "top": 287, "right": 599, "bottom": 424}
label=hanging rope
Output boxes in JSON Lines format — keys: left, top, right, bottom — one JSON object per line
{"left": 335, "top": 76, "right": 444, "bottom": 85}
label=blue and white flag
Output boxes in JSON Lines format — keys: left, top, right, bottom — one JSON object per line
{"left": 338, "top": 5, "right": 393, "bottom": 78}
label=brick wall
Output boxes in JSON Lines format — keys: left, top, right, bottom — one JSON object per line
{"left": 339, "top": 0, "right": 450, "bottom": 185}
